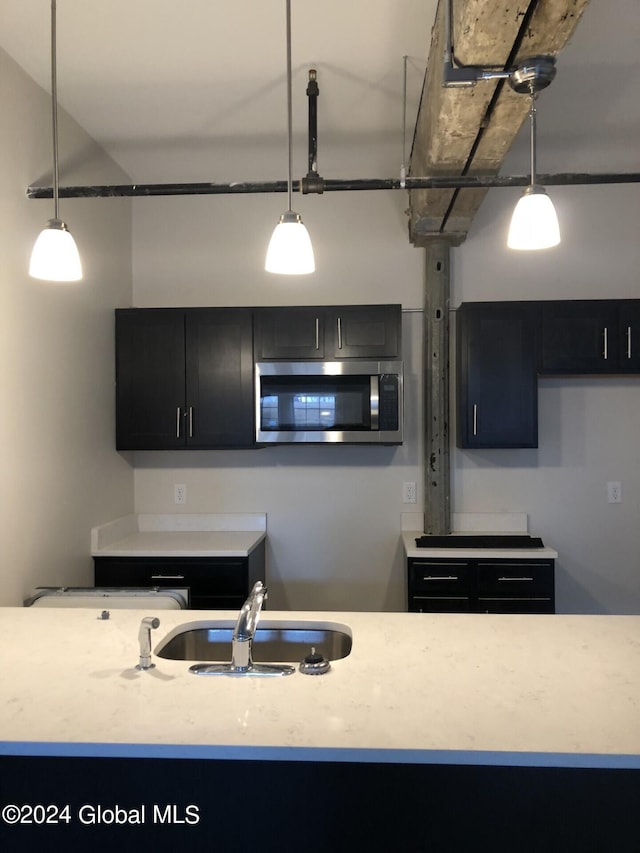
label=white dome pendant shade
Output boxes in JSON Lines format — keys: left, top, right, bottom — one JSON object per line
{"left": 265, "top": 0, "right": 315, "bottom": 276}
{"left": 506, "top": 58, "right": 560, "bottom": 252}
{"left": 29, "top": 218, "right": 83, "bottom": 281}
{"left": 265, "top": 211, "right": 315, "bottom": 274}
{"left": 30, "top": 0, "right": 83, "bottom": 282}
{"left": 507, "top": 185, "right": 560, "bottom": 250}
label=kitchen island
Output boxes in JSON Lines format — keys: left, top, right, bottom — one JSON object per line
{"left": 1, "top": 607, "right": 638, "bottom": 850}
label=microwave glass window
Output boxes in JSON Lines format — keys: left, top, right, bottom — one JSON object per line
{"left": 260, "top": 376, "right": 370, "bottom": 431}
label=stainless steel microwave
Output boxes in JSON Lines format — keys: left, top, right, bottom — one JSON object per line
{"left": 255, "top": 360, "right": 403, "bottom": 444}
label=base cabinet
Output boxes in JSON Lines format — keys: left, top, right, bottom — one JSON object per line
{"left": 94, "top": 542, "right": 265, "bottom": 610}
{"left": 408, "top": 557, "right": 555, "bottom": 614}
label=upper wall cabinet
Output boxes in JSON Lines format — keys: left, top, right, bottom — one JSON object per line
{"left": 116, "top": 308, "right": 254, "bottom": 450}
{"left": 254, "top": 304, "right": 401, "bottom": 360}
{"left": 457, "top": 302, "right": 540, "bottom": 449}
{"left": 542, "top": 300, "right": 640, "bottom": 373}
{"left": 457, "top": 298, "right": 640, "bottom": 449}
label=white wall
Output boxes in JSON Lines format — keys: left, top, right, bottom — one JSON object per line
{"left": 132, "top": 189, "right": 425, "bottom": 611}
{"left": 0, "top": 48, "right": 134, "bottom": 605}
{"left": 453, "top": 172, "right": 640, "bottom": 614}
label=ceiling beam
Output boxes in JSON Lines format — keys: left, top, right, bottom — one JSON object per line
{"left": 409, "top": 0, "right": 591, "bottom": 246}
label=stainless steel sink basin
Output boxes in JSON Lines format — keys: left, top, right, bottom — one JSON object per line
{"left": 155, "top": 619, "right": 352, "bottom": 663}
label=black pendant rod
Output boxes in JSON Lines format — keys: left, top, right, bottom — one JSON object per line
{"left": 26, "top": 172, "right": 640, "bottom": 200}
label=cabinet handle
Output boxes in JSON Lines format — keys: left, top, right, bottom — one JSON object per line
{"left": 151, "top": 574, "right": 185, "bottom": 580}
{"left": 176, "top": 407, "right": 181, "bottom": 438}
{"left": 627, "top": 326, "right": 632, "bottom": 359}
{"left": 315, "top": 317, "right": 320, "bottom": 350}
{"left": 337, "top": 317, "right": 343, "bottom": 350}
{"left": 603, "top": 327, "right": 608, "bottom": 360}
{"left": 472, "top": 404, "right": 478, "bottom": 436}
{"left": 497, "top": 576, "right": 533, "bottom": 582}
{"left": 423, "top": 576, "right": 459, "bottom": 582}
{"left": 188, "top": 406, "right": 193, "bottom": 438}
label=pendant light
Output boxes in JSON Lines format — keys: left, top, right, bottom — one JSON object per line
{"left": 265, "top": 0, "right": 315, "bottom": 275}
{"left": 507, "top": 57, "right": 560, "bottom": 251}
{"left": 29, "top": 0, "right": 82, "bottom": 281}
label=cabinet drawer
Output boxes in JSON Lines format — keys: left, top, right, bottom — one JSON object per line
{"left": 477, "top": 561, "right": 554, "bottom": 598}
{"left": 410, "top": 596, "right": 471, "bottom": 613}
{"left": 477, "top": 597, "right": 555, "bottom": 614}
{"left": 94, "top": 557, "right": 249, "bottom": 596}
{"left": 410, "top": 561, "right": 471, "bottom": 595}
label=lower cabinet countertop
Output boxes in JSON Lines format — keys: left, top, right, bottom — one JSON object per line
{"left": 0, "top": 607, "right": 637, "bottom": 768}
{"left": 91, "top": 513, "right": 267, "bottom": 558}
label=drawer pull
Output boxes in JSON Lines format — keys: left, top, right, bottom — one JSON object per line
{"left": 497, "top": 576, "right": 533, "bottom": 582}
{"left": 151, "top": 574, "right": 186, "bottom": 580}
{"left": 423, "top": 576, "right": 459, "bottom": 582}
{"left": 603, "top": 326, "right": 608, "bottom": 360}
{"left": 627, "top": 326, "right": 632, "bottom": 359}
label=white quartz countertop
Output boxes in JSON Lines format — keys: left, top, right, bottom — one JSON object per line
{"left": 91, "top": 513, "right": 266, "bottom": 558}
{"left": 1, "top": 607, "right": 638, "bottom": 768}
{"left": 402, "top": 531, "right": 558, "bottom": 560}
{"left": 92, "top": 530, "right": 266, "bottom": 558}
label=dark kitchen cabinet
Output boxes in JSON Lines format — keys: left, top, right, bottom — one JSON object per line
{"left": 116, "top": 308, "right": 254, "bottom": 450}
{"left": 407, "top": 557, "right": 555, "bottom": 614}
{"left": 94, "top": 541, "right": 265, "bottom": 610}
{"left": 541, "top": 300, "right": 640, "bottom": 373}
{"left": 456, "top": 302, "right": 539, "bottom": 449}
{"left": 254, "top": 304, "right": 401, "bottom": 360}
{"left": 615, "top": 300, "right": 640, "bottom": 372}
{"left": 541, "top": 301, "right": 620, "bottom": 373}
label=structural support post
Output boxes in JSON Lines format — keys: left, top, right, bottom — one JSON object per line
{"left": 423, "top": 240, "right": 451, "bottom": 534}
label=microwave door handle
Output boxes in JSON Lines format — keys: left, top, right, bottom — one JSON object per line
{"left": 370, "top": 375, "right": 379, "bottom": 430}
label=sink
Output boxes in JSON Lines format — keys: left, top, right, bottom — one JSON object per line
{"left": 155, "top": 619, "right": 352, "bottom": 663}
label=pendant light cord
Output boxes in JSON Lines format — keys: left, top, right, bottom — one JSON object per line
{"left": 529, "top": 89, "right": 537, "bottom": 188}
{"left": 285, "top": 0, "right": 293, "bottom": 213}
{"left": 51, "top": 0, "right": 60, "bottom": 221}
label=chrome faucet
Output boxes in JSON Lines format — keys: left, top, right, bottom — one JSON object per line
{"left": 136, "top": 616, "right": 160, "bottom": 670}
{"left": 188, "top": 581, "right": 294, "bottom": 677}
{"left": 232, "top": 581, "right": 267, "bottom": 670}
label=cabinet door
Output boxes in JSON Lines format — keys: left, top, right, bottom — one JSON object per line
{"left": 185, "top": 309, "right": 254, "bottom": 447}
{"left": 541, "top": 301, "right": 619, "bottom": 373}
{"left": 457, "top": 303, "right": 539, "bottom": 449}
{"left": 116, "top": 309, "right": 186, "bottom": 450}
{"left": 329, "top": 305, "right": 401, "bottom": 358}
{"left": 617, "top": 301, "right": 640, "bottom": 372}
{"left": 254, "top": 307, "right": 325, "bottom": 359}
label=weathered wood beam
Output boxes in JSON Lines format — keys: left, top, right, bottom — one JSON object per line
{"left": 409, "top": 0, "right": 591, "bottom": 245}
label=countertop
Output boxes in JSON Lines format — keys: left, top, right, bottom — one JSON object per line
{"left": 91, "top": 513, "right": 266, "bottom": 558}
{"left": 1, "top": 606, "right": 638, "bottom": 768}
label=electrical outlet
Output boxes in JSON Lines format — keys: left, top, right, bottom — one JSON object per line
{"left": 403, "top": 482, "right": 417, "bottom": 504}
{"left": 607, "top": 481, "right": 622, "bottom": 504}
{"left": 174, "top": 483, "right": 187, "bottom": 505}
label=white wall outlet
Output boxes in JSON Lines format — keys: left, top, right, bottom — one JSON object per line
{"left": 174, "top": 483, "right": 187, "bottom": 505}
{"left": 607, "top": 481, "right": 622, "bottom": 504}
{"left": 403, "top": 482, "right": 417, "bottom": 504}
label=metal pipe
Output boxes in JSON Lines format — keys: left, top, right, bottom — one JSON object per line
{"left": 26, "top": 172, "right": 640, "bottom": 200}
{"left": 306, "top": 69, "right": 319, "bottom": 176}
